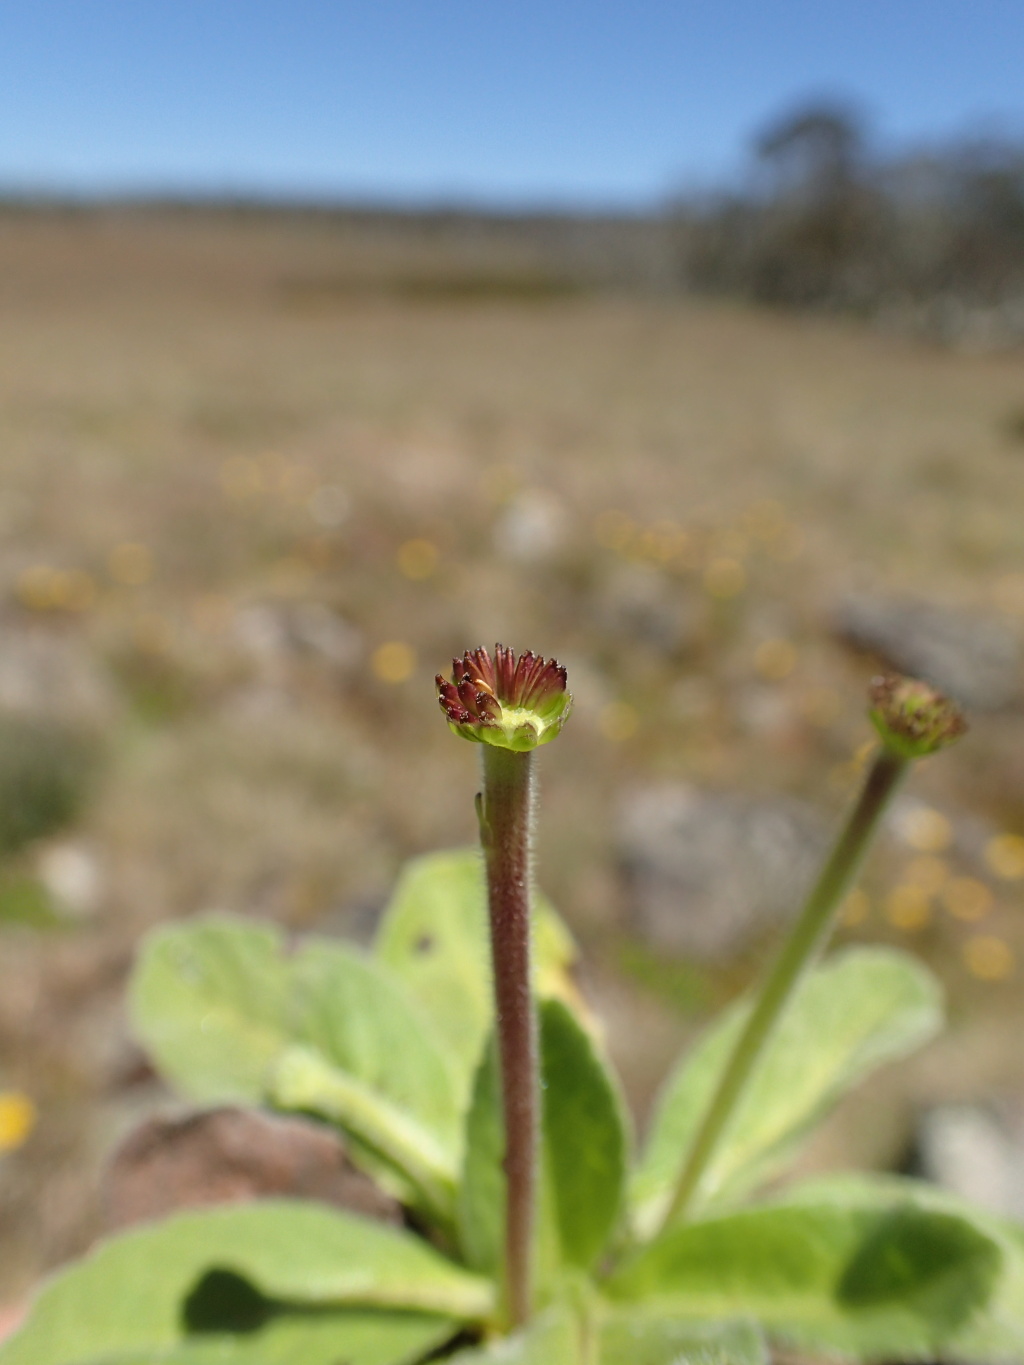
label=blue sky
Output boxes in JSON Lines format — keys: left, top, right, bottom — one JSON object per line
{"left": 2, "top": 1, "right": 1023, "bottom": 206}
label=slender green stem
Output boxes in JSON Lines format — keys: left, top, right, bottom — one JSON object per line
{"left": 660, "top": 746, "right": 910, "bottom": 1230}
{"left": 480, "top": 745, "right": 538, "bottom": 1328}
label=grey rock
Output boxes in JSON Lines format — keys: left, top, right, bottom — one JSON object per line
{"left": 596, "top": 564, "right": 701, "bottom": 656}
{"left": 307, "top": 484, "right": 351, "bottom": 528}
{"left": 618, "top": 782, "right": 827, "bottom": 961}
{"left": 288, "top": 603, "right": 363, "bottom": 670}
{"left": 233, "top": 603, "right": 362, "bottom": 675}
{"left": 836, "top": 592, "right": 1021, "bottom": 711}
{"left": 0, "top": 621, "right": 116, "bottom": 724}
{"left": 36, "top": 840, "right": 104, "bottom": 918}
{"left": 493, "top": 490, "right": 567, "bottom": 564}
{"left": 915, "top": 1104, "right": 1024, "bottom": 1220}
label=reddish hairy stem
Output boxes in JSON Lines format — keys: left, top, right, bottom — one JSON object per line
{"left": 480, "top": 746, "right": 537, "bottom": 1329}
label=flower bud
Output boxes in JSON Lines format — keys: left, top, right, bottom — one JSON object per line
{"left": 868, "top": 673, "right": 967, "bottom": 758}
{"left": 436, "top": 645, "right": 572, "bottom": 751}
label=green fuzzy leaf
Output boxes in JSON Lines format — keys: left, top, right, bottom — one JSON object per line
{"left": 130, "top": 918, "right": 291, "bottom": 1105}
{"left": 542, "top": 1000, "right": 630, "bottom": 1269}
{"left": 445, "top": 1306, "right": 581, "bottom": 1362}
{"left": 458, "top": 1000, "right": 629, "bottom": 1276}
{"left": 456, "top": 1036, "right": 563, "bottom": 1295}
{"left": 0, "top": 1201, "right": 491, "bottom": 1365}
{"left": 77, "top": 1310, "right": 455, "bottom": 1364}
{"left": 130, "top": 918, "right": 462, "bottom": 1210}
{"left": 599, "top": 1315, "right": 767, "bottom": 1365}
{"left": 444, "top": 1309, "right": 765, "bottom": 1365}
{"left": 952, "top": 1215, "right": 1024, "bottom": 1364}
{"left": 606, "top": 1184, "right": 1002, "bottom": 1361}
{"left": 374, "top": 849, "right": 579, "bottom": 1101}
{"left": 269, "top": 1047, "right": 456, "bottom": 1227}
{"left": 632, "top": 947, "right": 943, "bottom": 1232}
{"left": 783, "top": 1174, "right": 1024, "bottom": 1364}
{"left": 290, "top": 938, "right": 462, "bottom": 1160}
{"left": 458, "top": 1033, "right": 507, "bottom": 1275}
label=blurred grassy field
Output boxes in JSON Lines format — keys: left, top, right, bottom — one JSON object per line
{"left": 1, "top": 206, "right": 1024, "bottom": 1297}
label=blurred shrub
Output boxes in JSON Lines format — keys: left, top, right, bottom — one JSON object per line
{"left": 0, "top": 714, "right": 95, "bottom": 856}
{"left": 673, "top": 99, "right": 1024, "bottom": 342}
{"left": 1002, "top": 405, "right": 1024, "bottom": 446}
{"left": 280, "top": 270, "right": 586, "bottom": 308}
{"left": 0, "top": 872, "right": 61, "bottom": 927}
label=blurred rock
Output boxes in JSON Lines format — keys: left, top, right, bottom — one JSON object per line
{"left": 233, "top": 603, "right": 362, "bottom": 676}
{"left": 102, "top": 1106, "right": 401, "bottom": 1231}
{"left": 0, "top": 621, "right": 116, "bottom": 724}
{"left": 915, "top": 1104, "right": 1024, "bottom": 1220}
{"left": 493, "top": 490, "right": 566, "bottom": 564}
{"left": 668, "top": 676, "right": 716, "bottom": 723}
{"left": 618, "top": 782, "right": 827, "bottom": 961}
{"left": 836, "top": 593, "right": 1021, "bottom": 711}
{"left": 36, "top": 841, "right": 103, "bottom": 919}
{"left": 307, "top": 484, "right": 351, "bottom": 528}
{"left": 735, "top": 684, "right": 798, "bottom": 740}
{"left": 288, "top": 603, "right": 363, "bottom": 670}
{"left": 596, "top": 564, "right": 700, "bottom": 656}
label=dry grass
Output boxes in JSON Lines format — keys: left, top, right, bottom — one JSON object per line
{"left": 1, "top": 207, "right": 1024, "bottom": 1296}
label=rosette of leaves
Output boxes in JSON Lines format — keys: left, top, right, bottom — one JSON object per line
{"left": 6, "top": 846, "right": 1024, "bottom": 1365}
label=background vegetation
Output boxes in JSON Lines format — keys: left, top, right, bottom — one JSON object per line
{"left": 0, "top": 153, "right": 1023, "bottom": 1307}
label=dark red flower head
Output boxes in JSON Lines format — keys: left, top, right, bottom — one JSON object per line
{"left": 436, "top": 645, "right": 572, "bottom": 750}
{"left": 868, "top": 673, "right": 967, "bottom": 758}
